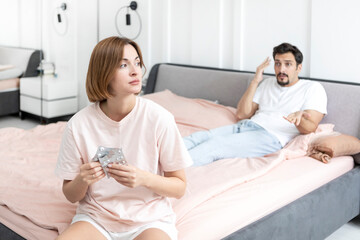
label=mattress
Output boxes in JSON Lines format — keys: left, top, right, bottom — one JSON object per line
{"left": 0, "top": 78, "right": 19, "bottom": 92}
{"left": 0, "top": 100, "right": 356, "bottom": 240}
{"left": 0, "top": 155, "right": 353, "bottom": 240}
{"left": 174, "top": 156, "right": 354, "bottom": 240}
{"left": 0, "top": 206, "right": 57, "bottom": 240}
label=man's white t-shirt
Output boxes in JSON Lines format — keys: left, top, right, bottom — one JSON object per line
{"left": 251, "top": 77, "right": 327, "bottom": 146}
{"left": 55, "top": 97, "right": 192, "bottom": 232}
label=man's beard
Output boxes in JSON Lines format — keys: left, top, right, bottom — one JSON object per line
{"left": 277, "top": 73, "right": 289, "bottom": 86}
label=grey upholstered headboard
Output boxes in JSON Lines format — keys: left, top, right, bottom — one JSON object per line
{"left": 145, "top": 63, "right": 360, "bottom": 141}
{"left": 146, "top": 64, "right": 255, "bottom": 107}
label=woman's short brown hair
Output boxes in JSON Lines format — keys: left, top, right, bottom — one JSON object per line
{"left": 86, "top": 36, "right": 145, "bottom": 102}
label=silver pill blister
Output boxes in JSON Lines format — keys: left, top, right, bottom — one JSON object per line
{"left": 92, "top": 146, "right": 127, "bottom": 178}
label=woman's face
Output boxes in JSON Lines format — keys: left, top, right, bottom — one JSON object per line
{"left": 109, "top": 44, "right": 143, "bottom": 97}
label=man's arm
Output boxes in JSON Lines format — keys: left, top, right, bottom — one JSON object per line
{"left": 236, "top": 81, "right": 259, "bottom": 120}
{"left": 283, "top": 109, "right": 325, "bottom": 134}
{"left": 236, "top": 57, "right": 270, "bottom": 120}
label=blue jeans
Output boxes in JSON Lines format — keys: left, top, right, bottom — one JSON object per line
{"left": 183, "top": 119, "right": 282, "bottom": 166}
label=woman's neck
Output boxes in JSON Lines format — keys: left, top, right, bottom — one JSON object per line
{"left": 100, "top": 95, "right": 136, "bottom": 122}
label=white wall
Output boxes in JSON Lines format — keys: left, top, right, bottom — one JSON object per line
{"left": 0, "top": 0, "right": 19, "bottom": 47}
{"left": 42, "top": 0, "right": 77, "bottom": 86}
{"left": 74, "top": 0, "right": 97, "bottom": 109}
{"left": 0, "top": 0, "right": 97, "bottom": 110}
{"left": 241, "top": 0, "right": 311, "bottom": 77}
{"left": 1, "top": 0, "right": 359, "bottom": 113}
{"left": 142, "top": 0, "right": 359, "bottom": 83}
{"left": 0, "top": 0, "right": 41, "bottom": 49}
{"left": 149, "top": 0, "right": 360, "bottom": 83}
{"left": 310, "top": 0, "right": 360, "bottom": 82}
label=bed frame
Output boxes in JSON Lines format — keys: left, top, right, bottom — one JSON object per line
{"left": 0, "top": 46, "right": 42, "bottom": 117}
{"left": 1, "top": 62, "right": 359, "bottom": 240}
{"left": 145, "top": 63, "right": 360, "bottom": 240}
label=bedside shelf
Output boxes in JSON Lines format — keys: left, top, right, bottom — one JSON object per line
{"left": 20, "top": 75, "right": 78, "bottom": 120}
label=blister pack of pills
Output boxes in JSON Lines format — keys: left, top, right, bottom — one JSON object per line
{"left": 92, "top": 146, "right": 127, "bottom": 178}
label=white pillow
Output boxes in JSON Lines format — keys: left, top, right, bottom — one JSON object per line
{"left": 0, "top": 67, "right": 23, "bottom": 80}
{"left": 0, "top": 64, "right": 14, "bottom": 71}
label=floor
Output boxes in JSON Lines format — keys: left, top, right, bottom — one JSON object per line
{"left": 1, "top": 115, "right": 360, "bottom": 239}
{"left": 325, "top": 216, "right": 360, "bottom": 240}
{"left": 0, "top": 115, "right": 40, "bottom": 129}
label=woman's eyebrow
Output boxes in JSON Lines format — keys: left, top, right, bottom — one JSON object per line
{"left": 121, "top": 56, "right": 139, "bottom": 61}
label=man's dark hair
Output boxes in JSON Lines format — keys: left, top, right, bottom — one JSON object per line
{"left": 273, "top": 43, "right": 303, "bottom": 65}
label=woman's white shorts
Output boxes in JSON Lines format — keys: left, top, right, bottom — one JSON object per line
{"left": 71, "top": 214, "right": 178, "bottom": 240}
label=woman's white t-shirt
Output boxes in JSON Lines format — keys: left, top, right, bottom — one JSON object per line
{"left": 55, "top": 97, "right": 192, "bottom": 232}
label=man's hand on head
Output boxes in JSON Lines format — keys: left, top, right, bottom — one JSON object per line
{"left": 253, "top": 57, "right": 271, "bottom": 84}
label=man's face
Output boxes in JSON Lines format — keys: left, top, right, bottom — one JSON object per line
{"left": 274, "top": 52, "right": 302, "bottom": 87}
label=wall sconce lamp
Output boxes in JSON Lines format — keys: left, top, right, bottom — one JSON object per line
{"left": 115, "top": 1, "right": 142, "bottom": 40}
{"left": 57, "top": 3, "right": 67, "bottom": 23}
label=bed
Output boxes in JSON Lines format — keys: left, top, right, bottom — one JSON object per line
{"left": 1, "top": 63, "right": 360, "bottom": 240}
{"left": 0, "top": 46, "right": 42, "bottom": 117}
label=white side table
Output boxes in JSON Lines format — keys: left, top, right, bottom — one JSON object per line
{"left": 20, "top": 75, "right": 78, "bottom": 121}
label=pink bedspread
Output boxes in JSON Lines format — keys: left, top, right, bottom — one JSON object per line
{"left": 171, "top": 125, "right": 329, "bottom": 221}
{"left": 0, "top": 121, "right": 335, "bottom": 239}
{"left": 0, "top": 123, "right": 76, "bottom": 237}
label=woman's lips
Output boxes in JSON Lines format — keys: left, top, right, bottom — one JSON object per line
{"left": 129, "top": 80, "right": 140, "bottom": 85}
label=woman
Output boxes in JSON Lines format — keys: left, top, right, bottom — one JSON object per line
{"left": 55, "top": 36, "right": 192, "bottom": 240}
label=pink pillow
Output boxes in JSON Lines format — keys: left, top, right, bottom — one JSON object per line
{"left": 142, "top": 90, "right": 238, "bottom": 136}
{"left": 308, "top": 134, "right": 360, "bottom": 163}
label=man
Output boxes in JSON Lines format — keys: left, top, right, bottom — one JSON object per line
{"left": 184, "top": 42, "right": 327, "bottom": 166}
